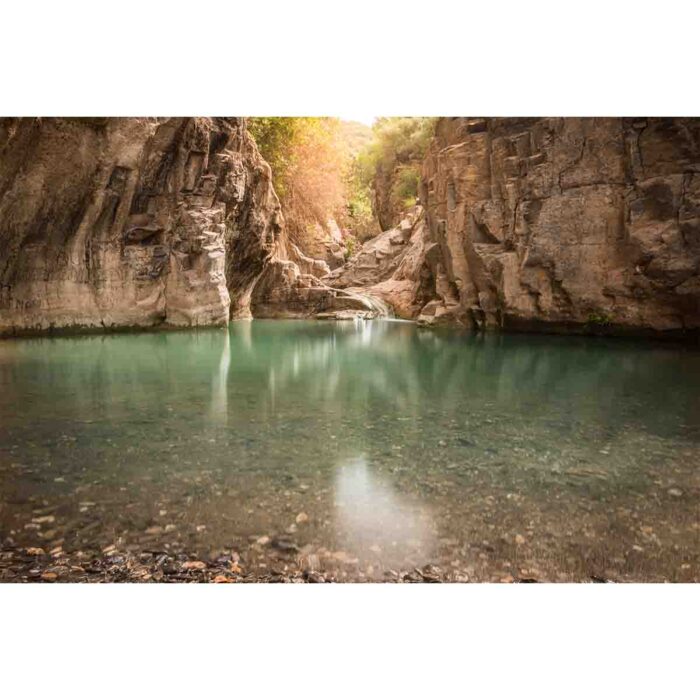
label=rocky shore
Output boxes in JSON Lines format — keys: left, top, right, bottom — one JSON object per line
{"left": 2, "top": 547, "right": 616, "bottom": 583}
{"left": 0, "top": 548, "right": 451, "bottom": 583}
{"left": 5, "top": 531, "right": 692, "bottom": 583}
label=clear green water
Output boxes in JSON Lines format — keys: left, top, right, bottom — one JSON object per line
{"left": 1, "top": 320, "right": 698, "bottom": 581}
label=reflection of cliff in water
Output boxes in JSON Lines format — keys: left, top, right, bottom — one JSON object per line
{"left": 228, "top": 320, "right": 700, "bottom": 443}
{"left": 3, "top": 320, "right": 699, "bottom": 451}
{"left": 2, "top": 319, "right": 698, "bottom": 583}
{"left": 210, "top": 330, "right": 230, "bottom": 422}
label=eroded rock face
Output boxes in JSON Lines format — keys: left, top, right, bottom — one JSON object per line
{"left": 4, "top": 117, "right": 698, "bottom": 338}
{"left": 0, "top": 117, "right": 282, "bottom": 334}
{"left": 416, "top": 117, "right": 700, "bottom": 335}
{"left": 323, "top": 207, "right": 434, "bottom": 319}
{"left": 250, "top": 258, "right": 386, "bottom": 320}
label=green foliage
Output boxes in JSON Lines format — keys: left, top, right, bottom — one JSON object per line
{"left": 344, "top": 236, "right": 357, "bottom": 259}
{"left": 370, "top": 117, "right": 437, "bottom": 169}
{"left": 356, "top": 117, "right": 436, "bottom": 184}
{"left": 353, "top": 117, "right": 437, "bottom": 224}
{"left": 247, "top": 117, "right": 348, "bottom": 253}
{"left": 246, "top": 117, "right": 437, "bottom": 251}
{"left": 586, "top": 311, "right": 613, "bottom": 326}
{"left": 248, "top": 117, "right": 345, "bottom": 197}
{"left": 342, "top": 118, "right": 436, "bottom": 237}
{"left": 390, "top": 165, "right": 421, "bottom": 210}
{"left": 345, "top": 190, "right": 375, "bottom": 238}
{"left": 247, "top": 117, "right": 300, "bottom": 198}
{"left": 338, "top": 120, "right": 373, "bottom": 156}
{"left": 344, "top": 154, "right": 378, "bottom": 240}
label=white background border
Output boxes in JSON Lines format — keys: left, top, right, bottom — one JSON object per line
{"left": 3, "top": 0, "right": 699, "bottom": 116}
{"left": 1, "top": 1, "right": 698, "bottom": 697}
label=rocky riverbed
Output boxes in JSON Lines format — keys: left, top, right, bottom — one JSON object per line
{"left": 0, "top": 546, "right": 628, "bottom": 583}
{"left": 1, "top": 322, "right": 698, "bottom": 585}
{"left": 0, "top": 548, "right": 456, "bottom": 583}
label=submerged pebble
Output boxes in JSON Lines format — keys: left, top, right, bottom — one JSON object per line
{"left": 1, "top": 322, "right": 699, "bottom": 583}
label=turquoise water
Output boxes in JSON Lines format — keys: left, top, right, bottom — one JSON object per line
{"left": 1, "top": 320, "right": 698, "bottom": 581}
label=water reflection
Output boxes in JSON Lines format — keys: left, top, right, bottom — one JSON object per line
{"left": 227, "top": 320, "right": 700, "bottom": 444}
{"left": 210, "top": 330, "right": 230, "bottom": 422}
{"left": 0, "top": 320, "right": 698, "bottom": 581}
{"left": 333, "top": 455, "right": 435, "bottom": 567}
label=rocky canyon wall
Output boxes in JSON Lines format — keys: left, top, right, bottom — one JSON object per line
{"left": 0, "top": 117, "right": 283, "bottom": 335}
{"left": 416, "top": 117, "right": 700, "bottom": 336}
{"left": 2, "top": 117, "right": 699, "bottom": 338}
{"left": 332, "top": 117, "right": 700, "bottom": 337}
{"left": 323, "top": 206, "right": 433, "bottom": 319}
{"left": 372, "top": 159, "right": 420, "bottom": 231}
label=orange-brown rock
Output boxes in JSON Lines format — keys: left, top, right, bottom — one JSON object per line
{"left": 323, "top": 207, "right": 434, "bottom": 319}
{"left": 0, "top": 118, "right": 282, "bottom": 335}
{"left": 3, "top": 117, "right": 698, "bottom": 338}
{"left": 250, "top": 257, "right": 389, "bottom": 320}
{"left": 416, "top": 117, "right": 700, "bottom": 336}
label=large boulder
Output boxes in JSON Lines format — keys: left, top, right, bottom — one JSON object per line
{"left": 250, "top": 258, "right": 386, "bottom": 320}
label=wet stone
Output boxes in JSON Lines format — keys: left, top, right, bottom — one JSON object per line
{"left": 271, "top": 538, "right": 299, "bottom": 553}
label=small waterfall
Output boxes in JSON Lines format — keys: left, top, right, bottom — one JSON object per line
{"left": 343, "top": 289, "right": 394, "bottom": 318}
{"left": 347, "top": 290, "right": 393, "bottom": 319}
{"left": 315, "top": 283, "right": 393, "bottom": 321}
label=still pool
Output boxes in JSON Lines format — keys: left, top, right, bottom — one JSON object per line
{"left": 0, "top": 320, "right": 698, "bottom": 581}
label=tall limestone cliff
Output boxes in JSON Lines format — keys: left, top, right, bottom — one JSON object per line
{"left": 2, "top": 117, "right": 699, "bottom": 338}
{"left": 418, "top": 117, "right": 700, "bottom": 335}
{"left": 0, "top": 117, "right": 283, "bottom": 335}
{"left": 331, "top": 117, "right": 700, "bottom": 337}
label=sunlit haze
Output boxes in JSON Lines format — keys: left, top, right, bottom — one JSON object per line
{"left": 336, "top": 114, "right": 376, "bottom": 126}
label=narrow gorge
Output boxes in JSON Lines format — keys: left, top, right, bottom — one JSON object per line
{"left": 1, "top": 117, "right": 699, "bottom": 584}
{"left": 308, "top": 117, "right": 700, "bottom": 337}
{"left": 2, "top": 117, "right": 698, "bottom": 338}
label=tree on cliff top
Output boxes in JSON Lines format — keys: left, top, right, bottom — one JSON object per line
{"left": 248, "top": 117, "right": 369, "bottom": 255}
{"left": 246, "top": 117, "right": 436, "bottom": 253}
{"left": 355, "top": 117, "right": 437, "bottom": 228}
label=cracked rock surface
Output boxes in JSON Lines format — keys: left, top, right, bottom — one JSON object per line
{"left": 333, "top": 118, "right": 700, "bottom": 337}
{"left": 2, "top": 117, "right": 698, "bottom": 338}
{"left": 416, "top": 117, "right": 700, "bottom": 336}
{"left": 0, "top": 118, "right": 283, "bottom": 335}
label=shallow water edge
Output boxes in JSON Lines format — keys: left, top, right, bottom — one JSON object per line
{"left": 1, "top": 320, "right": 698, "bottom": 583}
